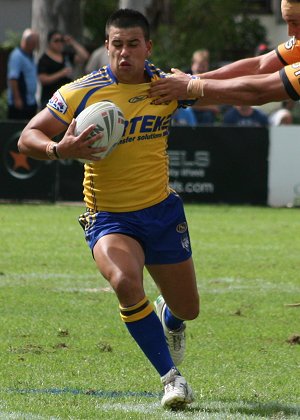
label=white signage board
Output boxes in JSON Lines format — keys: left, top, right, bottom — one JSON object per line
{"left": 268, "top": 126, "right": 300, "bottom": 207}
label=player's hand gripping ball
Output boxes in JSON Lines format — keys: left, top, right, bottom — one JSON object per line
{"left": 75, "top": 101, "right": 125, "bottom": 163}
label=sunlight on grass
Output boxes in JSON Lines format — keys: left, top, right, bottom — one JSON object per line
{"left": 0, "top": 203, "right": 299, "bottom": 419}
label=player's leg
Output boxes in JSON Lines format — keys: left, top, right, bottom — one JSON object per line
{"left": 147, "top": 257, "right": 199, "bottom": 320}
{"left": 147, "top": 258, "right": 199, "bottom": 365}
{"left": 146, "top": 258, "right": 198, "bottom": 408}
{"left": 93, "top": 233, "right": 176, "bottom": 378}
{"left": 143, "top": 192, "right": 199, "bottom": 365}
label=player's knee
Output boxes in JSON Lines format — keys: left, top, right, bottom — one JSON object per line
{"left": 108, "top": 271, "right": 142, "bottom": 302}
{"left": 174, "top": 296, "right": 200, "bottom": 321}
{"left": 185, "top": 303, "right": 200, "bottom": 321}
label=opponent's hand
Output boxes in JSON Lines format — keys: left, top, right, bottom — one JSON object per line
{"left": 149, "top": 68, "right": 191, "bottom": 104}
{"left": 56, "top": 119, "right": 106, "bottom": 161}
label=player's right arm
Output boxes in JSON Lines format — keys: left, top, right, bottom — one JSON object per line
{"left": 18, "top": 108, "right": 105, "bottom": 161}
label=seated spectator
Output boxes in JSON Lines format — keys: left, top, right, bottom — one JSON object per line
{"left": 172, "top": 107, "right": 197, "bottom": 127}
{"left": 223, "top": 105, "right": 269, "bottom": 127}
{"left": 269, "top": 100, "right": 294, "bottom": 125}
{"left": 254, "top": 42, "right": 272, "bottom": 56}
{"left": 190, "top": 49, "right": 220, "bottom": 125}
{"left": 38, "top": 30, "right": 89, "bottom": 108}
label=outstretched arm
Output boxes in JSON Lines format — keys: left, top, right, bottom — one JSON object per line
{"left": 149, "top": 69, "right": 290, "bottom": 106}
{"left": 199, "top": 50, "right": 282, "bottom": 79}
{"left": 149, "top": 49, "right": 286, "bottom": 104}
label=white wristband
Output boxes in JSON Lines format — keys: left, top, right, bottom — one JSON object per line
{"left": 187, "top": 78, "right": 205, "bottom": 98}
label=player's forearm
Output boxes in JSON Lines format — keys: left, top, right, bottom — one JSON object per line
{"left": 199, "top": 51, "right": 281, "bottom": 80}
{"left": 193, "top": 75, "right": 290, "bottom": 106}
{"left": 199, "top": 57, "right": 259, "bottom": 80}
{"left": 18, "top": 128, "right": 57, "bottom": 160}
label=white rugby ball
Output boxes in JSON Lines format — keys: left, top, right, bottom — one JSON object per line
{"left": 75, "top": 101, "right": 125, "bottom": 163}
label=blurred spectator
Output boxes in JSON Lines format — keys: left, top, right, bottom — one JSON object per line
{"left": 38, "top": 30, "right": 89, "bottom": 108}
{"left": 254, "top": 42, "right": 272, "bottom": 56}
{"left": 223, "top": 105, "right": 269, "bottom": 127}
{"left": 7, "top": 28, "right": 39, "bottom": 120}
{"left": 63, "top": 33, "right": 90, "bottom": 79}
{"left": 269, "top": 100, "right": 294, "bottom": 125}
{"left": 190, "top": 49, "right": 220, "bottom": 125}
{"left": 85, "top": 44, "right": 109, "bottom": 73}
{"left": 172, "top": 107, "right": 197, "bottom": 127}
{"left": 190, "top": 49, "right": 210, "bottom": 74}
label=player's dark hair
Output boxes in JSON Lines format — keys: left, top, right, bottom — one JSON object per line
{"left": 105, "top": 9, "right": 150, "bottom": 41}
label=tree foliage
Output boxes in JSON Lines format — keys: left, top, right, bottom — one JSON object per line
{"left": 82, "top": 0, "right": 118, "bottom": 50}
{"left": 82, "top": 0, "right": 267, "bottom": 68}
{"left": 149, "top": 0, "right": 267, "bottom": 70}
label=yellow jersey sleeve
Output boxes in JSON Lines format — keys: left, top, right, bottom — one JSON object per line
{"left": 47, "top": 62, "right": 182, "bottom": 212}
{"left": 276, "top": 38, "right": 300, "bottom": 100}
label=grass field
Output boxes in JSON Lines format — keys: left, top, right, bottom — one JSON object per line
{"left": 0, "top": 203, "right": 299, "bottom": 419}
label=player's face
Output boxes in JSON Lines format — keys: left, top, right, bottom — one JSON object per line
{"left": 281, "top": 1, "right": 300, "bottom": 38}
{"left": 106, "top": 26, "right": 152, "bottom": 84}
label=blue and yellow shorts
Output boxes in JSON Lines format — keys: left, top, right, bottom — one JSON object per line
{"left": 78, "top": 193, "right": 192, "bottom": 265}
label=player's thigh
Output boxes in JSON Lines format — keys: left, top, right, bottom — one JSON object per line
{"left": 146, "top": 257, "right": 199, "bottom": 320}
{"left": 93, "top": 233, "right": 146, "bottom": 305}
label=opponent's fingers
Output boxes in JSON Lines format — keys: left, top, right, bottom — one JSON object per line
{"left": 149, "top": 83, "right": 170, "bottom": 97}
{"left": 170, "top": 68, "right": 185, "bottom": 76}
{"left": 151, "top": 95, "right": 173, "bottom": 105}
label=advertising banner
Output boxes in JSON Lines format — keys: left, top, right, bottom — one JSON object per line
{"left": 168, "top": 126, "right": 269, "bottom": 204}
{"left": 0, "top": 123, "right": 270, "bottom": 205}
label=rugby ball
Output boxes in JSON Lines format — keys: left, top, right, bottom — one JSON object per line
{"left": 75, "top": 101, "right": 125, "bottom": 163}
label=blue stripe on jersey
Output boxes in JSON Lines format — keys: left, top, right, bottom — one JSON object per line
{"left": 73, "top": 85, "right": 114, "bottom": 117}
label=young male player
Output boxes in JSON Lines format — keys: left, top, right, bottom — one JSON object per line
{"left": 149, "top": 0, "right": 300, "bottom": 107}
{"left": 18, "top": 9, "right": 199, "bottom": 410}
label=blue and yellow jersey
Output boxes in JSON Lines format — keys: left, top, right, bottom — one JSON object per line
{"left": 47, "top": 61, "right": 184, "bottom": 212}
{"left": 276, "top": 37, "right": 300, "bottom": 100}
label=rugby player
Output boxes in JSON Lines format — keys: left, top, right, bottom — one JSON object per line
{"left": 18, "top": 9, "right": 199, "bottom": 410}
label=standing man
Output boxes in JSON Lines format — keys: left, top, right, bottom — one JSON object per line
{"left": 7, "top": 28, "right": 39, "bottom": 120}
{"left": 85, "top": 43, "right": 109, "bottom": 74}
{"left": 18, "top": 9, "right": 199, "bottom": 410}
{"left": 149, "top": 0, "right": 300, "bottom": 106}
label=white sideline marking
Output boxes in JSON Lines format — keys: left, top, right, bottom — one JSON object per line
{"left": 98, "top": 400, "right": 300, "bottom": 419}
{"left": 0, "top": 410, "right": 59, "bottom": 420}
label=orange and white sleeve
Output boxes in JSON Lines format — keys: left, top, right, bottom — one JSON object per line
{"left": 277, "top": 38, "right": 300, "bottom": 99}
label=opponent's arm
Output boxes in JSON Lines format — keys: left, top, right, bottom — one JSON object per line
{"left": 149, "top": 50, "right": 284, "bottom": 102}
{"left": 199, "top": 50, "right": 283, "bottom": 79}
{"left": 194, "top": 72, "right": 290, "bottom": 106}
{"left": 149, "top": 70, "right": 290, "bottom": 105}
{"left": 18, "top": 108, "right": 105, "bottom": 161}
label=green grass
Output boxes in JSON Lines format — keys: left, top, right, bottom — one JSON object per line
{"left": 0, "top": 203, "right": 299, "bottom": 419}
